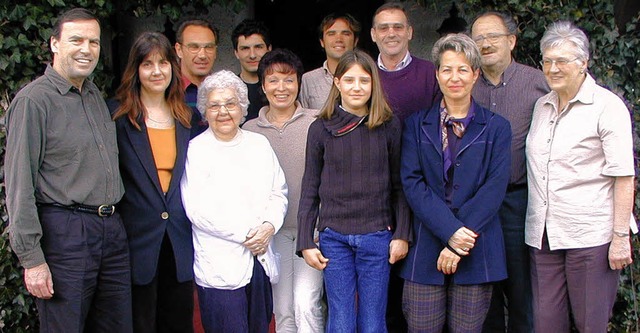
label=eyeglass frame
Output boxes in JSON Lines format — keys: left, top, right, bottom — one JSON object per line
{"left": 206, "top": 100, "right": 240, "bottom": 114}
{"left": 472, "top": 33, "right": 511, "bottom": 45}
{"left": 182, "top": 42, "right": 217, "bottom": 54}
{"left": 539, "top": 57, "right": 580, "bottom": 69}
{"left": 373, "top": 23, "right": 408, "bottom": 33}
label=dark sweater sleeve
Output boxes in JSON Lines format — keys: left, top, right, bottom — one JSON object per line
{"left": 388, "top": 116, "right": 411, "bottom": 241}
{"left": 296, "top": 119, "right": 324, "bottom": 252}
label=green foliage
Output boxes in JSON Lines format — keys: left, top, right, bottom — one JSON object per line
{"left": 461, "top": 1, "right": 640, "bottom": 332}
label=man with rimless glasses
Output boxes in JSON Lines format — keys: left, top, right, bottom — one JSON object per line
{"left": 470, "top": 11, "right": 549, "bottom": 333}
{"left": 175, "top": 19, "right": 219, "bottom": 137}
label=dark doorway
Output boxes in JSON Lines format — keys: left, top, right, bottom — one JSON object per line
{"left": 254, "top": 0, "right": 384, "bottom": 73}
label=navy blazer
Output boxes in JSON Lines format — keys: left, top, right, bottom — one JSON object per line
{"left": 109, "top": 101, "right": 194, "bottom": 285}
{"left": 399, "top": 100, "right": 511, "bottom": 285}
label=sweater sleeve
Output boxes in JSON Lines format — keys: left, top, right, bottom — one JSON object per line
{"left": 296, "top": 120, "right": 324, "bottom": 252}
{"left": 388, "top": 116, "right": 411, "bottom": 241}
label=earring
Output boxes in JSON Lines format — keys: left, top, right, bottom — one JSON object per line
{"left": 580, "top": 69, "right": 585, "bottom": 74}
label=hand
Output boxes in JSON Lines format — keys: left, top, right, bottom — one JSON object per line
{"left": 24, "top": 263, "right": 54, "bottom": 299}
{"left": 302, "top": 248, "right": 329, "bottom": 270}
{"left": 608, "top": 235, "right": 632, "bottom": 270}
{"left": 243, "top": 222, "right": 276, "bottom": 256}
{"left": 448, "top": 227, "right": 477, "bottom": 256}
{"left": 389, "top": 239, "right": 408, "bottom": 264}
{"left": 437, "top": 247, "right": 461, "bottom": 275}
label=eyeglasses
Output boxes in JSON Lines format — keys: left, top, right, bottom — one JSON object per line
{"left": 183, "top": 43, "right": 216, "bottom": 54}
{"left": 374, "top": 23, "right": 407, "bottom": 33}
{"left": 472, "top": 33, "right": 510, "bottom": 45}
{"left": 206, "top": 101, "right": 239, "bottom": 113}
{"left": 540, "top": 58, "right": 579, "bottom": 68}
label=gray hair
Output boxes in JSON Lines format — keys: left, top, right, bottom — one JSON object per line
{"left": 469, "top": 11, "right": 518, "bottom": 36}
{"left": 540, "top": 20, "right": 589, "bottom": 62}
{"left": 432, "top": 33, "right": 482, "bottom": 71}
{"left": 197, "top": 69, "right": 249, "bottom": 123}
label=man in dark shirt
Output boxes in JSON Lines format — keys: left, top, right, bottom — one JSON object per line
{"left": 175, "top": 19, "right": 218, "bottom": 137}
{"left": 470, "top": 11, "right": 550, "bottom": 333}
{"left": 231, "top": 19, "right": 272, "bottom": 123}
{"left": 5, "top": 8, "right": 131, "bottom": 332}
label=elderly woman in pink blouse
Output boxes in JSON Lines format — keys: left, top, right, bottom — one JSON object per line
{"left": 525, "top": 20, "right": 635, "bottom": 333}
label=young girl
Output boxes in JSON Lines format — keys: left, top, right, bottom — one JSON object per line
{"left": 297, "top": 49, "right": 411, "bottom": 332}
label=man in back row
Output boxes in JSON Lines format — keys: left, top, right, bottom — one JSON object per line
{"left": 232, "top": 18, "right": 272, "bottom": 122}
{"left": 174, "top": 19, "right": 218, "bottom": 137}
{"left": 470, "top": 11, "right": 550, "bottom": 333}
{"left": 299, "top": 12, "right": 360, "bottom": 110}
{"left": 5, "top": 8, "right": 131, "bottom": 332}
{"left": 370, "top": 3, "right": 441, "bottom": 332}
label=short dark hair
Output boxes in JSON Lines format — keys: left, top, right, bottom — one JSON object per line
{"left": 257, "top": 48, "right": 304, "bottom": 98}
{"left": 373, "top": 2, "right": 411, "bottom": 27}
{"left": 317, "top": 12, "right": 361, "bottom": 40}
{"left": 470, "top": 11, "right": 518, "bottom": 36}
{"left": 51, "top": 8, "right": 99, "bottom": 40}
{"left": 175, "top": 19, "right": 218, "bottom": 44}
{"left": 231, "top": 19, "right": 272, "bottom": 50}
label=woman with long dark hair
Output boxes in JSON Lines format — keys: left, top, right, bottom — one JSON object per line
{"left": 109, "top": 31, "right": 195, "bottom": 333}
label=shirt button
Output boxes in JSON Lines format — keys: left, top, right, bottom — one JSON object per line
{"left": 542, "top": 176, "right": 546, "bottom": 180}
{"left": 455, "top": 162, "right": 461, "bottom": 167}
{"left": 547, "top": 139, "right": 551, "bottom": 143}
{"left": 453, "top": 184, "right": 460, "bottom": 190}
{"left": 261, "top": 258, "right": 266, "bottom": 263}
{"left": 161, "top": 212, "right": 169, "bottom": 219}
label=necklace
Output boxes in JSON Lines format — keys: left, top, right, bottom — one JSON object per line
{"left": 147, "top": 115, "right": 172, "bottom": 124}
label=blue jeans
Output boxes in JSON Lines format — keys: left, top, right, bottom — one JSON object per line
{"left": 320, "top": 227, "right": 392, "bottom": 333}
{"left": 483, "top": 185, "right": 533, "bottom": 333}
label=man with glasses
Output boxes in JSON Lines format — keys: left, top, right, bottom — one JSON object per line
{"left": 175, "top": 19, "right": 218, "bottom": 137}
{"left": 371, "top": 2, "right": 441, "bottom": 125}
{"left": 470, "top": 11, "right": 549, "bottom": 333}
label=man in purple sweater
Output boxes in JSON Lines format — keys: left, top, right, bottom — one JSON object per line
{"left": 370, "top": 3, "right": 442, "bottom": 332}
{"left": 371, "top": 2, "right": 441, "bottom": 125}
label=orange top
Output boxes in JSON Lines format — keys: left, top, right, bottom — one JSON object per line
{"left": 147, "top": 127, "right": 176, "bottom": 193}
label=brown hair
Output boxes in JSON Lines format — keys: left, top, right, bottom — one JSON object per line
{"left": 319, "top": 49, "right": 392, "bottom": 129}
{"left": 112, "top": 32, "right": 191, "bottom": 130}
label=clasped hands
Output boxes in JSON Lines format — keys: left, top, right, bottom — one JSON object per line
{"left": 243, "top": 222, "right": 275, "bottom": 256}
{"left": 437, "top": 227, "right": 477, "bottom": 275}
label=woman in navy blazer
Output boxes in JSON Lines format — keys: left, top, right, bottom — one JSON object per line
{"left": 399, "top": 34, "right": 511, "bottom": 332}
{"left": 110, "top": 32, "right": 196, "bottom": 333}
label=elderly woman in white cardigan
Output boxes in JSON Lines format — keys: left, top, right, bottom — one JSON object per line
{"left": 181, "top": 69, "right": 287, "bottom": 333}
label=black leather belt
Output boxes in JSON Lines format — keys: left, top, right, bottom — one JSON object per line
{"left": 40, "top": 202, "right": 116, "bottom": 217}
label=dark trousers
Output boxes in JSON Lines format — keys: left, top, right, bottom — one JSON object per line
{"left": 132, "top": 233, "right": 194, "bottom": 333}
{"left": 482, "top": 186, "right": 532, "bottom": 333}
{"left": 387, "top": 265, "right": 408, "bottom": 332}
{"left": 36, "top": 206, "right": 132, "bottom": 333}
{"left": 530, "top": 234, "right": 619, "bottom": 333}
{"left": 196, "top": 256, "right": 273, "bottom": 333}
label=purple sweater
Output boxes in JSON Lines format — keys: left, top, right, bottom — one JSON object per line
{"left": 378, "top": 56, "right": 441, "bottom": 124}
{"left": 296, "top": 106, "right": 411, "bottom": 252}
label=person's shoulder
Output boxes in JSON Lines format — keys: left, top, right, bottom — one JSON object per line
{"left": 242, "top": 118, "right": 258, "bottom": 131}
{"left": 512, "top": 61, "right": 546, "bottom": 80}
{"left": 302, "top": 67, "right": 324, "bottom": 79}
{"left": 411, "top": 56, "right": 436, "bottom": 69}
